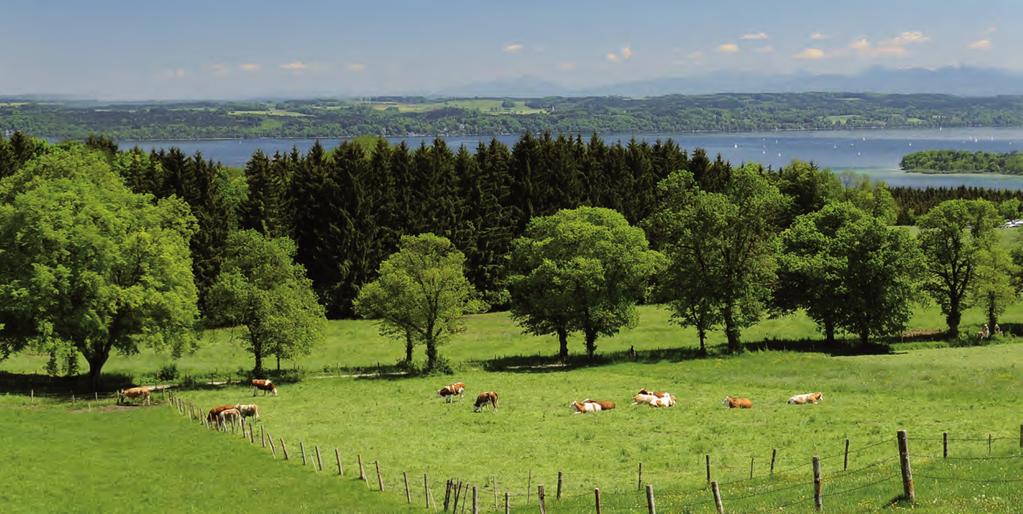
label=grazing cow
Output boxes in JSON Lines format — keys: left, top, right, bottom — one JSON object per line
{"left": 787, "top": 392, "right": 824, "bottom": 405}
{"left": 117, "top": 387, "right": 152, "bottom": 406}
{"left": 251, "top": 379, "right": 278, "bottom": 397}
{"left": 438, "top": 382, "right": 465, "bottom": 403}
{"left": 994, "top": 324, "right": 1003, "bottom": 337}
{"left": 723, "top": 396, "right": 753, "bottom": 409}
{"left": 235, "top": 404, "right": 260, "bottom": 419}
{"left": 473, "top": 391, "right": 499, "bottom": 412}
{"left": 218, "top": 408, "right": 241, "bottom": 425}
{"left": 207, "top": 404, "right": 237, "bottom": 422}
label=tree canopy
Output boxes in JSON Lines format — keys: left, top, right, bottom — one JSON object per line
{"left": 508, "top": 207, "right": 663, "bottom": 359}
{"left": 0, "top": 145, "right": 199, "bottom": 384}
{"left": 206, "top": 230, "right": 325, "bottom": 375}
{"left": 354, "top": 233, "right": 484, "bottom": 370}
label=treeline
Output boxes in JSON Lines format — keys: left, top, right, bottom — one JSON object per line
{"left": 890, "top": 186, "right": 1023, "bottom": 224}
{"left": 5, "top": 93, "right": 1023, "bottom": 139}
{"left": 901, "top": 150, "right": 1023, "bottom": 175}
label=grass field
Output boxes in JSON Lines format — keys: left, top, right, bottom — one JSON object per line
{"left": 0, "top": 396, "right": 412, "bottom": 513}
{"left": 364, "top": 99, "right": 545, "bottom": 115}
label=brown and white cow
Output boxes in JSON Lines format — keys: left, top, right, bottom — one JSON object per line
{"left": 218, "top": 408, "right": 241, "bottom": 425}
{"left": 252, "top": 379, "right": 278, "bottom": 397}
{"left": 473, "top": 391, "right": 499, "bottom": 412}
{"left": 207, "top": 404, "right": 237, "bottom": 423}
{"left": 438, "top": 382, "right": 465, "bottom": 403}
{"left": 235, "top": 404, "right": 260, "bottom": 419}
{"left": 723, "top": 396, "right": 753, "bottom": 409}
{"left": 635, "top": 389, "right": 676, "bottom": 407}
{"left": 117, "top": 386, "right": 152, "bottom": 405}
{"left": 787, "top": 392, "right": 824, "bottom": 405}
{"left": 572, "top": 399, "right": 615, "bottom": 414}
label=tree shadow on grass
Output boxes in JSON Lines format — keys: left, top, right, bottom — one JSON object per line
{"left": 474, "top": 346, "right": 710, "bottom": 374}
{"left": 0, "top": 371, "right": 134, "bottom": 396}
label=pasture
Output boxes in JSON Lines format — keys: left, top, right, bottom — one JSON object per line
{"left": 364, "top": 99, "right": 546, "bottom": 116}
{"left": 2, "top": 301, "right": 1022, "bottom": 512}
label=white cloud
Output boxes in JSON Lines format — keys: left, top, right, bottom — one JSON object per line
{"left": 606, "top": 52, "right": 620, "bottom": 63}
{"left": 883, "top": 31, "right": 929, "bottom": 46}
{"left": 621, "top": 46, "right": 633, "bottom": 59}
{"left": 717, "top": 43, "right": 739, "bottom": 53}
{"left": 239, "top": 63, "right": 261, "bottom": 72}
{"left": 279, "top": 61, "right": 308, "bottom": 71}
{"left": 740, "top": 32, "right": 769, "bottom": 41}
{"left": 754, "top": 46, "right": 775, "bottom": 54}
{"left": 850, "top": 38, "right": 871, "bottom": 51}
{"left": 810, "top": 32, "right": 829, "bottom": 40}
{"left": 794, "top": 48, "right": 827, "bottom": 60}
{"left": 557, "top": 62, "right": 576, "bottom": 71}
{"left": 968, "top": 39, "right": 992, "bottom": 50}
{"left": 502, "top": 43, "right": 524, "bottom": 54}
{"left": 348, "top": 63, "right": 366, "bottom": 72}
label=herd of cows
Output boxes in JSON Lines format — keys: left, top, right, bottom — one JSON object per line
{"left": 113, "top": 378, "right": 824, "bottom": 424}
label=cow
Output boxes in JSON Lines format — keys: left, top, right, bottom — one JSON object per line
{"left": 787, "top": 392, "right": 824, "bottom": 405}
{"left": 723, "top": 396, "right": 753, "bottom": 409}
{"left": 635, "top": 389, "right": 676, "bottom": 407}
{"left": 218, "top": 408, "right": 241, "bottom": 425}
{"left": 571, "top": 399, "right": 615, "bottom": 414}
{"left": 117, "top": 386, "right": 152, "bottom": 406}
{"left": 438, "top": 382, "right": 465, "bottom": 403}
{"left": 236, "top": 404, "right": 260, "bottom": 419}
{"left": 252, "top": 379, "right": 278, "bottom": 397}
{"left": 473, "top": 391, "right": 498, "bottom": 412}
{"left": 207, "top": 404, "right": 237, "bottom": 423}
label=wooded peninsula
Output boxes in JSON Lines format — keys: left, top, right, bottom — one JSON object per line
{"left": 901, "top": 149, "right": 1023, "bottom": 175}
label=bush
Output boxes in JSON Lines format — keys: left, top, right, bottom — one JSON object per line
{"left": 157, "top": 363, "right": 179, "bottom": 382}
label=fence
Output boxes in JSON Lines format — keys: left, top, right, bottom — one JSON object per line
{"left": 165, "top": 394, "right": 1022, "bottom": 513}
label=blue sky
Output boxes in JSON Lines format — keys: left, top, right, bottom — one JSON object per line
{"left": 0, "top": 0, "right": 1018, "bottom": 99}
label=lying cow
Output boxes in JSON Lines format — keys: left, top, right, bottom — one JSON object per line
{"left": 235, "top": 404, "right": 260, "bottom": 419}
{"left": 117, "top": 386, "right": 152, "bottom": 406}
{"left": 787, "top": 392, "right": 824, "bottom": 405}
{"left": 473, "top": 391, "right": 499, "bottom": 412}
{"left": 723, "top": 396, "right": 753, "bottom": 409}
{"left": 634, "top": 390, "right": 676, "bottom": 407}
{"left": 571, "top": 399, "right": 615, "bottom": 414}
{"left": 252, "top": 379, "right": 278, "bottom": 397}
{"left": 438, "top": 382, "right": 465, "bottom": 403}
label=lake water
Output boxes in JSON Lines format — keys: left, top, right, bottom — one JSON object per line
{"left": 121, "top": 127, "right": 1023, "bottom": 190}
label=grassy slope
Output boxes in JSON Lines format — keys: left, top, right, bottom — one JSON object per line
{"left": 0, "top": 396, "right": 413, "bottom": 513}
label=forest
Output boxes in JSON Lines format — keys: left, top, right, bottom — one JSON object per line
{"left": 900, "top": 149, "right": 1023, "bottom": 174}
{"left": 4, "top": 92, "right": 1023, "bottom": 140}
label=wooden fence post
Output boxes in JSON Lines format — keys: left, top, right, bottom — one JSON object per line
{"left": 335, "top": 449, "right": 344, "bottom": 476}
{"left": 527, "top": 470, "right": 533, "bottom": 504}
{"left": 557, "top": 471, "right": 563, "bottom": 501}
{"left": 943, "top": 432, "right": 948, "bottom": 459}
{"left": 897, "top": 430, "right": 915, "bottom": 503}
{"left": 812, "top": 456, "right": 822, "bottom": 512}
{"left": 461, "top": 483, "right": 469, "bottom": 514}
{"left": 493, "top": 476, "right": 498, "bottom": 510}
{"left": 444, "top": 480, "right": 453, "bottom": 511}
{"left": 1019, "top": 423, "right": 1022, "bottom": 450}
{"left": 749, "top": 456, "right": 754, "bottom": 479}
{"left": 706, "top": 454, "right": 712, "bottom": 483}
{"left": 711, "top": 481, "right": 724, "bottom": 514}
{"left": 637, "top": 462, "right": 643, "bottom": 491}
{"left": 249, "top": 425, "right": 255, "bottom": 444}
{"left": 594, "top": 488, "right": 602, "bottom": 514}
{"left": 537, "top": 485, "right": 546, "bottom": 514}
{"left": 645, "top": 484, "right": 656, "bottom": 514}
{"left": 280, "top": 439, "right": 289, "bottom": 460}
{"left": 300, "top": 441, "right": 307, "bottom": 465}
{"left": 770, "top": 448, "right": 777, "bottom": 476}
{"left": 424, "top": 473, "right": 432, "bottom": 510}
{"left": 504, "top": 492, "right": 510, "bottom": 514}
{"left": 403, "top": 471, "right": 412, "bottom": 503}
{"left": 844, "top": 439, "right": 850, "bottom": 470}
{"left": 988, "top": 433, "right": 992, "bottom": 455}
{"left": 472, "top": 485, "right": 478, "bottom": 514}
{"left": 260, "top": 426, "right": 266, "bottom": 448}
{"left": 268, "top": 433, "right": 277, "bottom": 458}
{"left": 452, "top": 480, "right": 462, "bottom": 512}
{"left": 315, "top": 445, "right": 323, "bottom": 471}
{"left": 375, "top": 460, "right": 385, "bottom": 491}
{"left": 358, "top": 454, "right": 367, "bottom": 481}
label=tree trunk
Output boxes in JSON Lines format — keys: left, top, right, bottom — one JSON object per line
{"left": 404, "top": 331, "right": 415, "bottom": 365}
{"left": 556, "top": 326, "right": 569, "bottom": 362}
{"left": 859, "top": 327, "right": 870, "bottom": 347}
{"left": 425, "top": 338, "right": 438, "bottom": 370}
{"left": 254, "top": 352, "right": 263, "bottom": 376}
{"left": 722, "top": 303, "right": 741, "bottom": 353}
{"left": 276, "top": 353, "right": 281, "bottom": 372}
{"left": 697, "top": 327, "right": 707, "bottom": 356}
{"left": 584, "top": 328, "right": 597, "bottom": 359}
{"left": 82, "top": 342, "right": 112, "bottom": 389}
{"left": 946, "top": 296, "right": 961, "bottom": 339}
{"left": 987, "top": 293, "right": 998, "bottom": 333}
{"left": 824, "top": 320, "right": 836, "bottom": 346}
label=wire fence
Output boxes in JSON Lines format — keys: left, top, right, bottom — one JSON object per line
{"left": 159, "top": 393, "right": 1022, "bottom": 513}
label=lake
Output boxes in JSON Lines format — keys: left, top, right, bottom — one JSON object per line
{"left": 121, "top": 127, "right": 1023, "bottom": 190}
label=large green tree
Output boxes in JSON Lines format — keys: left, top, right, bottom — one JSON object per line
{"left": 918, "top": 199, "right": 1001, "bottom": 338}
{"left": 647, "top": 166, "right": 787, "bottom": 352}
{"left": 206, "top": 230, "right": 325, "bottom": 375}
{"left": 508, "top": 207, "right": 663, "bottom": 360}
{"left": 0, "top": 145, "right": 200, "bottom": 385}
{"left": 354, "top": 234, "right": 484, "bottom": 370}
{"left": 970, "top": 244, "right": 1018, "bottom": 333}
{"left": 778, "top": 202, "right": 923, "bottom": 345}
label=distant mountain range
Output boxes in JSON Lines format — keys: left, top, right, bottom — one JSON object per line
{"left": 436, "top": 66, "right": 1023, "bottom": 98}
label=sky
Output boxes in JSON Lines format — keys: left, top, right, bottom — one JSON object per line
{"left": 0, "top": 0, "right": 1019, "bottom": 100}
